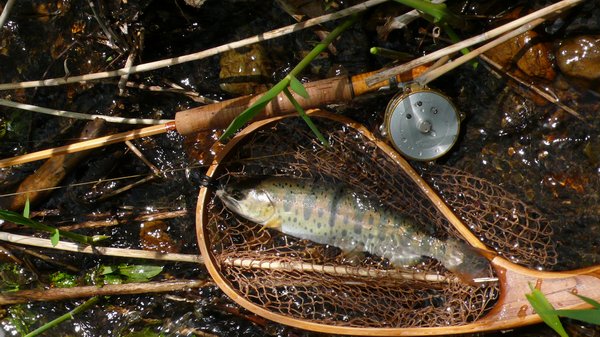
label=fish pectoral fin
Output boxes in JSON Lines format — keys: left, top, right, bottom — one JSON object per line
{"left": 259, "top": 217, "right": 282, "bottom": 232}
{"left": 341, "top": 250, "right": 368, "bottom": 266}
{"left": 389, "top": 254, "right": 423, "bottom": 267}
{"left": 339, "top": 241, "right": 368, "bottom": 265}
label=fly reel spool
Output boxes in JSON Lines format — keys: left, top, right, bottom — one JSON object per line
{"left": 382, "top": 87, "right": 460, "bottom": 161}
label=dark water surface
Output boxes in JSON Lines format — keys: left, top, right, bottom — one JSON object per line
{"left": 1, "top": 0, "right": 599, "bottom": 336}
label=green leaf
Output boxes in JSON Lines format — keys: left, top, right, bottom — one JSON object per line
{"left": 218, "top": 15, "right": 358, "bottom": 142}
{"left": 99, "top": 265, "right": 115, "bottom": 275}
{"left": 288, "top": 75, "right": 309, "bottom": 99}
{"left": 92, "top": 235, "right": 111, "bottom": 243}
{"left": 219, "top": 80, "right": 289, "bottom": 141}
{"left": 103, "top": 274, "right": 123, "bottom": 285}
{"left": 553, "top": 309, "right": 600, "bottom": 324}
{"left": 23, "top": 197, "right": 30, "bottom": 218}
{"left": 282, "top": 88, "right": 329, "bottom": 146}
{"left": 117, "top": 264, "right": 163, "bottom": 282}
{"left": 525, "top": 285, "right": 569, "bottom": 337}
{"left": 574, "top": 294, "right": 600, "bottom": 309}
{"left": 50, "top": 229, "right": 60, "bottom": 247}
{"left": 49, "top": 271, "right": 77, "bottom": 288}
{"left": 98, "top": 264, "right": 163, "bottom": 284}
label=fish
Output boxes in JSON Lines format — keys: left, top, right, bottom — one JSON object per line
{"left": 216, "top": 177, "right": 491, "bottom": 284}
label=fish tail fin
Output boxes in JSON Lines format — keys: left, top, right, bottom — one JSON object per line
{"left": 446, "top": 241, "right": 494, "bottom": 286}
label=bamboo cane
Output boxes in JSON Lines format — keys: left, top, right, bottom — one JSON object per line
{"left": 0, "top": 279, "right": 211, "bottom": 305}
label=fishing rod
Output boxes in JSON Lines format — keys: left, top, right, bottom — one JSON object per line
{"left": 0, "top": 0, "right": 582, "bottom": 168}
{"left": 0, "top": 66, "right": 428, "bottom": 169}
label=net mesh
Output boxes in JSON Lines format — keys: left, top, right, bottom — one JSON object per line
{"left": 201, "top": 114, "right": 555, "bottom": 328}
{"left": 419, "top": 165, "right": 558, "bottom": 270}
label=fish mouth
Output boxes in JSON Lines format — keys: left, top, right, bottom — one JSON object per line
{"left": 215, "top": 189, "right": 271, "bottom": 224}
{"left": 215, "top": 189, "right": 241, "bottom": 214}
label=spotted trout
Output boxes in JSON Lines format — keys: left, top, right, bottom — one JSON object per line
{"left": 216, "top": 177, "right": 491, "bottom": 284}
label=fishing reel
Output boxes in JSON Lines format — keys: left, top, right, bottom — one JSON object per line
{"left": 381, "top": 86, "right": 461, "bottom": 161}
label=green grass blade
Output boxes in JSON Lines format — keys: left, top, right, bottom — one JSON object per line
{"left": 0, "top": 209, "right": 105, "bottom": 245}
{"left": 24, "top": 296, "right": 99, "bottom": 337}
{"left": 283, "top": 88, "right": 329, "bottom": 146}
{"left": 219, "top": 15, "right": 357, "bottom": 141}
{"left": 219, "top": 80, "right": 289, "bottom": 140}
{"left": 574, "top": 294, "right": 600, "bottom": 309}
{"left": 553, "top": 309, "right": 600, "bottom": 324}
{"left": 391, "top": 0, "right": 465, "bottom": 28}
{"left": 23, "top": 197, "right": 30, "bottom": 218}
{"left": 288, "top": 75, "right": 309, "bottom": 98}
{"left": 525, "top": 285, "right": 569, "bottom": 337}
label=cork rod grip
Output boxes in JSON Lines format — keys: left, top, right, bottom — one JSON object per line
{"left": 175, "top": 76, "right": 354, "bottom": 135}
{"left": 350, "top": 65, "right": 431, "bottom": 97}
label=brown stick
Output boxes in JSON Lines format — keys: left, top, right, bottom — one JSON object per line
{"left": 478, "top": 54, "right": 583, "bottom": 120}
{"left": 0, "top": 279, "right": 211, "bottom": 305}
{"left": 0, "top": 122, "right": 175, "bottom": 169}
{"left": 8, "top": 119, "right": 106, "bottom": 211}
{"left": 58, "top": 209, "right": 188, "bottom": 231}
{"left": 0, "top": 231, "right": 203, "bottom": 264}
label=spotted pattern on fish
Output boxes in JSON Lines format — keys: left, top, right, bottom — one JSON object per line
{"left": 216, "top": 177, "right": 491, "bottom": 284}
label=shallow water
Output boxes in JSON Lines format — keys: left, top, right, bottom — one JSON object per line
{"left": 1, "top": 0, "right": 599, "bottom": 336}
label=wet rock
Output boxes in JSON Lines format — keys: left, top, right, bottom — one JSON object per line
{"left": 487, "top": 30, "right": 556, "bottom": 81}
{"left": 556, "top": 35, "right": 600, "bottom": 80}
{"left": 219, "top": 44, "right": 271, "bottom": 95}
{"left": 583, "top": 136, "right": 600, "bottom": 166}
{"left": 184, "top": 129, "right": 223, "bottom": 165}
{"left": 497, "top": 90, "right": 542, "bottom": 135}
{"left": 140, "top": 220, "right": 180, "bottom": 253}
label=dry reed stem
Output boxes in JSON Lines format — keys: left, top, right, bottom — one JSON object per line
{"left": 0, "top": 231, "right": 203, "bottom": 264}
{"left": 416, "top": 18, "right": 545, "bottom": 85}
{"left": 0, "top": 122, "right": 175, "bottom": 168}
{"left": 58, "top": 209, "right": 188, "bottom": 231}
{"left": 0, "top": 0, "right": 389, "bottom": 91}
{"left": 366, "top": 0, "right": 585, "bottom": 86}
{"left": 0, "top": 0, "right": 16, "bottom": 28}
{"left": 0, "top": 98, "right": 173, "bottom": 125}
{"left": 0, "top": 279, "right": 212, "bottom": 305}
{"left": 478, "top": 54, "right": 583, "bottom": 120}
